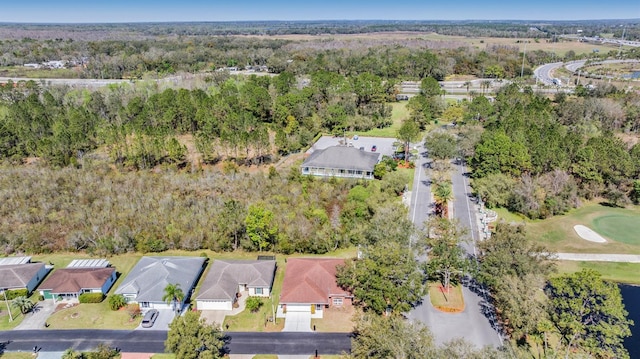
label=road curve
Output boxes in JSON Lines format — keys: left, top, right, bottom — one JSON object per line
{"left": 533, "top": 62, "right": 563, "bottom": 85}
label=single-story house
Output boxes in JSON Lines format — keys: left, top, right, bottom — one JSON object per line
{"left": 301, "top": 146, "right": 380, "bottom": 179}
{"left": 279, "top": 258, "right": 353, "bottom": 319}
{"left": 115, "top": 256, "right": 206, "bottom": 310}
{"left": 39, "top": 261, "right": 116, "bottom": 301}
{"left": 196, "top": 259, "right": 276, "bottom": 311}
{"left": 0, "top": 256, "right": 50, "bottom": 294}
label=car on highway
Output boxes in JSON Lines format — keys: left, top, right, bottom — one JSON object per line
{"left": 141, "top": 309, "right": 159, "bottom": 328}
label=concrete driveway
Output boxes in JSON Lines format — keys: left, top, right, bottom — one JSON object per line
{"left": 282, "top": 311, "right": 312, "bottom": 332}
{"left": 14, "top": 299, "right": 55, "bottom": 330}
{"left": 135, "top": 309, "right": 174, "bottom": 331}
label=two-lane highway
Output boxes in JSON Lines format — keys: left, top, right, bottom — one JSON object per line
{"left": 0, "top": 330, "right": 351, "bottom": 355}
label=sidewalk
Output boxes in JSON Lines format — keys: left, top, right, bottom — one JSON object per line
{"left": 555, "top": 253, "right": 640, "bottom": 263}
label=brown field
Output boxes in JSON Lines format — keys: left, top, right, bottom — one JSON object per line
{"left": 243, "top": 32, "right": 621, "bottom": 56}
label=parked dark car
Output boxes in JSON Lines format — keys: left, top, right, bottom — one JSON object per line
{"left": 141, "top": 309, "right": 159, "bottom": 328}
{"left": 371, "top": 145, "right": 377, "bottom": 152}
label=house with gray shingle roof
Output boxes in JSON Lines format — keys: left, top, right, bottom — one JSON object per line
{"left": 115, "top": 256, "right": 206, "bottom": 310}
{"left": 196, "top": 259, "right": 276, "bottom": 311}
{"left": 301, "top": 146, "right": 380, "bottom": 179}
{"left": 0, "top": 257, "right": 50, "bottom": 294}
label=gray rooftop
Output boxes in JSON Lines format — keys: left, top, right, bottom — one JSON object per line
{"left": 302, "top": 146, "right": 380, "bottom": 171}
{"left": 0, "top": 262, "right": 45, "bottom": 289}
{"left": 196, "top": 260, "right": 276, "bottom": 301}
{"left": 115, "top": 256, "right": 206, "bottom": 302}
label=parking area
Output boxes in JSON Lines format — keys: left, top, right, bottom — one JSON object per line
{"left": 307, "top": 135, "right": 398, "bottom": 158}
{"left": 135, "top": 308, "right": 174, "bottom": 331}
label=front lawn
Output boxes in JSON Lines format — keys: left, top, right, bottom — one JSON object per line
{"left": 0, "top": 304, "right": 26, "bottom": 331}
{"left": 223, "top": 261, "right": 285, "bottom": 332}
{"left": 45, "top": 301, "right": 139, "bottom": 330}
{"left": 311, "top": 306, "right": 355, "bottom": 332}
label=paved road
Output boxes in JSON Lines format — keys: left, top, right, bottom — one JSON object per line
{"left": 406, "top": 148, "right": 502, "bottom": 348}
{"left": 556, "top": 253, "right": 640, "bottom": 263}
{"left": 533, "top": 61, "right": 564, "bottom": 85}
{"left": 408, "top": 143, "right": 432, "bottom": 232}
{"left": 0, "top": 330, "right": 351, "bottom": 355}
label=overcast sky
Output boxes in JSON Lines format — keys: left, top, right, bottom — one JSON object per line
{"left": 1, "top": 0, "right": 639, "bottom": 23}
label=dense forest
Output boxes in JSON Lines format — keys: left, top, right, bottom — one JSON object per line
{"left": 467, "top": 83, "right": 640, "bottom": 218}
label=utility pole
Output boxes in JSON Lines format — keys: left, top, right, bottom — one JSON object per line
{"left": 521, "top": 41, "right": 528, "bottom": 79}
{"left": 617, "top": 27, "right": 626, "bottom": 58}
{"left": 3, "top": 290, "right": 13, "bottom": 322}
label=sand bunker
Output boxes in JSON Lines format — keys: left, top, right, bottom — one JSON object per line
{"left": 574, "top": 225, "right": 607, "bottom": 243}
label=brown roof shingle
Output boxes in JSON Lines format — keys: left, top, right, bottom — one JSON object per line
{"left": 38, "top": 268, "right": 115, "bottom": 294}
{"left": 280, "top": 258, "right": 351, "bottom": 305}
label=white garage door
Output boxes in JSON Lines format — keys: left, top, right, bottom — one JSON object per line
{"left": 286, "top": 304, "right": 311, "bottom": 312}
{"left": 197, "top": 300, "right": 232, "bottom": 311}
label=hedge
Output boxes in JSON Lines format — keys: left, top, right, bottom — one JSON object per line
{"left": 3, "top": 289, "right": 28, "bottom": 300}
{"left": 79, "top": 293, "right": 105, "bottom": 303}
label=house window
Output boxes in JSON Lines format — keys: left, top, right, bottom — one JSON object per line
{"left": 316, "top": 304, "right": 323, "bottom": 311}
{"left": 141, "top": 302, "right": 150, "bottom": 308}
{"left": 333, "top": 298, "right": 343, "bottom": 306}
{"left": 255, "top": 288, "right": 263, "bottom": 295}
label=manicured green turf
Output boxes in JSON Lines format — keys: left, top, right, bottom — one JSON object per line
{"left": 525, "top": 202, "right": 640, "bottom": 254}
{"left": 592, "top": 214, "right": 640, "bottom": 245}
{"left": 555, "top": 261, "right": 640, "bottom": 285}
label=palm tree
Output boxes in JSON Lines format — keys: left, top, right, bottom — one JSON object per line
{"left": 163, "top": 283, "right": 184, "bottom": 315}
{"left": 11, "top": 296, "right": 34, "bottom": 315}
{"left": 433, "top": 181, "right": 453, "bottom": 218}
{"left": 463, "top": 81, "right": 471, "bottom": 100}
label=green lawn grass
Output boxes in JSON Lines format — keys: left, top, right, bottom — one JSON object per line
{"left": 45, "top": 301, "right": 139, "bottom": 330}
{"left": 151, "top": 354, "right": 175, "bottom": 359}
{"left": 428, "top": 282, "right": 464, "bottom": 313}
{"left": 223, "top": 260, "right": 285, "bottom": 332}
{"left": 524, "top": 202, "right": 640, "bottom": 254}
{"left": 555, "top": 261, "right": 640, "bottom": 285}
{"left": 348, "top": 102, "right": 407, "bottom": 138}
{"left": 0, "top": 353, "right": 36, "bottom": 359}
{"left": 592, "top": 213, "right": 640, "bottom": 245}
